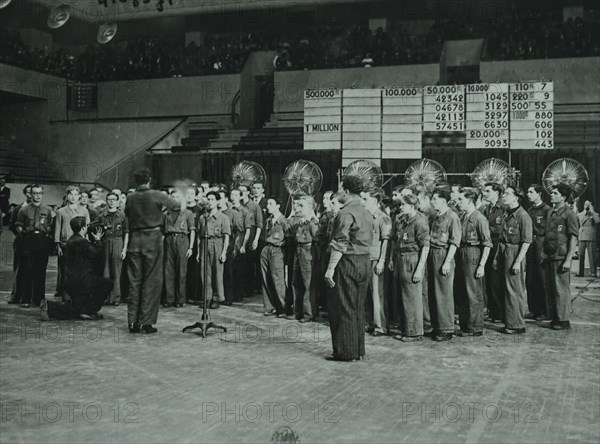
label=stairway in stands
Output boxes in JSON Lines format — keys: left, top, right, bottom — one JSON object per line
{"left": 0, "top": 137, "right": 62, "bottom": 182}
{"left": 232, "top": 111, "right": 304, "bottom": 151}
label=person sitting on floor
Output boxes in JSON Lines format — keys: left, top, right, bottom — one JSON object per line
{"left": 40, "top": 216, "right": 113, "bottom": 321}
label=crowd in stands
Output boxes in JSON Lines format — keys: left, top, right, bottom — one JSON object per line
{"left": 1, "top": 10, "right": 598, "bottom": 81}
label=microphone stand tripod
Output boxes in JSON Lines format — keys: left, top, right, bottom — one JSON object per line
{"left": 182, "top": 233, "right": 227, "bottom": 338}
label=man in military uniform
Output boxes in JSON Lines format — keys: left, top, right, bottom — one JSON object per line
{"left": 496, "top": 187, "right": 532, "bottom": 334}
{"left": 196, "top": 191, "right": 230, "bottom": 309}
{"left": 162, "top": 190, "right": 195, "bottom": 308}
{"left": 324, "top": 176, "right": 373, "bottom": 361}
{"left": 428, "top": 188, "right": 462, "bottom": 342}
{"left": 526, "top": 185, "right": 552, "bottom": 320}
{"left": 261, "top": 197, "right": 289, "bottom": 316}
{"left": 361, "top": 188, "right": 392, "bottom": 337}
{"left": 577, "top": 200, "right": 599, "bottom": 277}
{"left": 55, "top": 186, "right": 91, "bottom": 302}
{"left": 455, "top": 188, "right": 492, "bottom": 336}
{"left": 15, "top": 184, "right": 52, "bottom": 307}
{"left": 125, "top": 168, "right": 184, "bottom": 334}
{"left": 284, "top": 198, "right": 302, "bottom": 316}
{"left": 482, "top": 182, "right": 505, "bottom": 322}
{"left": 543, "top": 184, "right": 579, "bottom": 330}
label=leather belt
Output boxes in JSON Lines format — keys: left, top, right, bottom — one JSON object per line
{"left": 132, "top": 226, "right": 161, "bottom": 233}
{"left": 165, "top": 232, "right": 187, "bottom": 236}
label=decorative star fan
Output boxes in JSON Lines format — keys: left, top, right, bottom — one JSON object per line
{"left": 283, "top": 160, "right": 323, "bottom": 197}
{"left": 342, "top": 160, "right": 383, "bottom": 192}
{"left": 0, "top": 1, "right": 13, "bottom": 10}
{"left": 230, "top": 161, "right": 266, "bottom": 188}
{"left": 542, "top": 158, "right": 588, "bottom": 198}
{"left": 471, "top": 158, "right": 515, "bottom": 190}
{"left": 97, "top": 22, "right": 118, "bottom": 44}
{"left": 405, "top": 159, "right": 447, "bottom": 193}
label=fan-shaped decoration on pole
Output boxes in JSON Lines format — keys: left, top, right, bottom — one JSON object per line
{"left": 471, "top": 158, "right": 515, "bottom": 190}
{"left": 47, "top": 4, "right": 71, "bottom": 29}
{"left": 542, "top": 158, "right": 589, "bottom": 198}
{"left": 230, "top": 161, "right": 266, "bottom": 188}
{"left": 405, "top": 159, "right": 447, "bottom": 193}
{"left": 283, "top": 160, "right": 323, "bottom": 197}
{"left": 97, "top": 22, "right": 117, "bottom": 44}
{"left": 342, "top": 160, "right": 383, "bottom": 192}
{"left": 0, "top": 0, "right": 13, "bottom": 10}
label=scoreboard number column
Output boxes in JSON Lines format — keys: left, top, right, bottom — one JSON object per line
{"left": 466, "top": 83, "right": 509, "bottom": 149}
{"left": 509, "top": 82, "right": 554, "bottom": 150}
{"left": 423, "top": 85, "right": 465, "bottom": 132}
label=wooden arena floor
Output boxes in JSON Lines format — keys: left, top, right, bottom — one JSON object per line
{"left": 0, "top": 233, "right": 599, "bottom": 443}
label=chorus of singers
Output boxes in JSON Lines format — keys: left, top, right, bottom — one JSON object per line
{"left": 8, "top": 167, "right": 580, "bottom": 342}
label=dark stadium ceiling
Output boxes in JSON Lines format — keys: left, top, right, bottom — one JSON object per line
{"left": 25, "top": 0, "right": 368, "bottom": 22}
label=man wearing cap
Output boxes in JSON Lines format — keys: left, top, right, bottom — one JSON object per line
{"left": 495, "top": 186, "right": 532, "bottom": 334}
{"left": 125, "top": 168, "right": 185, "bottom": 334}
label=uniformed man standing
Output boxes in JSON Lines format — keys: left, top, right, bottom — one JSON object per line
{"left": 252, "top": 182, "right": 268, "bottom": 292}
{"left": 162, "top": 190, "right": 195, "bottom": 308}
{"left": 239, "top": 184, "right": 263, "bottom": 297}
{"left": 15, "top": 184, "right": 52, "bottom": 307}
{"left": 196, "top": 191, "right": 230, "bottom": 309}
{"left": 315, "top": 191, "right": 334, "bottom": 311}
{"left": 496, "top": 187, "right": 532, "bottom": 334}
{"left": 261, "top": 197, "right": 289, "bottom": 316}
{"left": 543, "top": 184, "right": 579, "bottom": 330}
{"left": 577, "top": 200, "right": 599, "bottom": 277}
{"left": 482, "top": 182, "right": 505, "bottom": 323}
{"left": 292, "top": 196, "right": 320, "bottom": 322}
{"left": 98, "top": 192, "right": 128, "bottom": 305}
{"left": 8, "top": 185, "right": 32, "bottom": 305}
{"left": 125, "top": 168, "right": 184, "bottom": 334}
{"left": 389, "top": 193, "right": 430, "bottom": 342}
{"left": 284, "top": 198, "right": 302, "bottom": 316}
{"left": 526, "top": 185, "right": 552, "bottom": 320}
{"left": 324, "top": 176, "right": 373, "bottom": 361}
{"left": 455, "top": 188, "right": 492, "bottom": 336}
{"left": 361, "top": 188, "right": 392, "bottom": 336}
{"left": 223, "top": 188, "right": 252, "bottom": 303}
{"left": 428, "top": 188, "right": 462, "bottom": 342}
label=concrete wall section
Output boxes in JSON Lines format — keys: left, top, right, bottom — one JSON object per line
{"left": 0, "top": 101, "right": 49, "bottom": 160}
{"left": 48, "top": 119, "right": 180, "bottom": 183}
{"left": 97, "top": 74, "right": 240, "bottom": 119}
{"left": 0, "top": 63, "right": 67, "bottom": 121}
{"left": 480, "top": 57, "right": 600, "bottom": 104}
{"left": 274, "top": 64, "right": 439, "bottom": 113}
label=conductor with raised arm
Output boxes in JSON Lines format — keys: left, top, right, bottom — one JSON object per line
{"left": 125, "top": 168, "right": 185, "bottom": 334}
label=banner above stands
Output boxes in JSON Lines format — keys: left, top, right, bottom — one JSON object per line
{"left": 303, "top": 82, "right": 554, "bottom": 166}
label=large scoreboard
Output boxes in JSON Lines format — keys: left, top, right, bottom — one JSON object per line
{"left": 303, "top": 81, "right": 554, "bottom": 164}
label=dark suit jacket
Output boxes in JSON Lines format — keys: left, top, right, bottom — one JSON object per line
{"left": 0, "top": 186, "right": 10, "bottom": 214}
{"left": 64, "top": 233, "right": 105, "bottom": 292}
